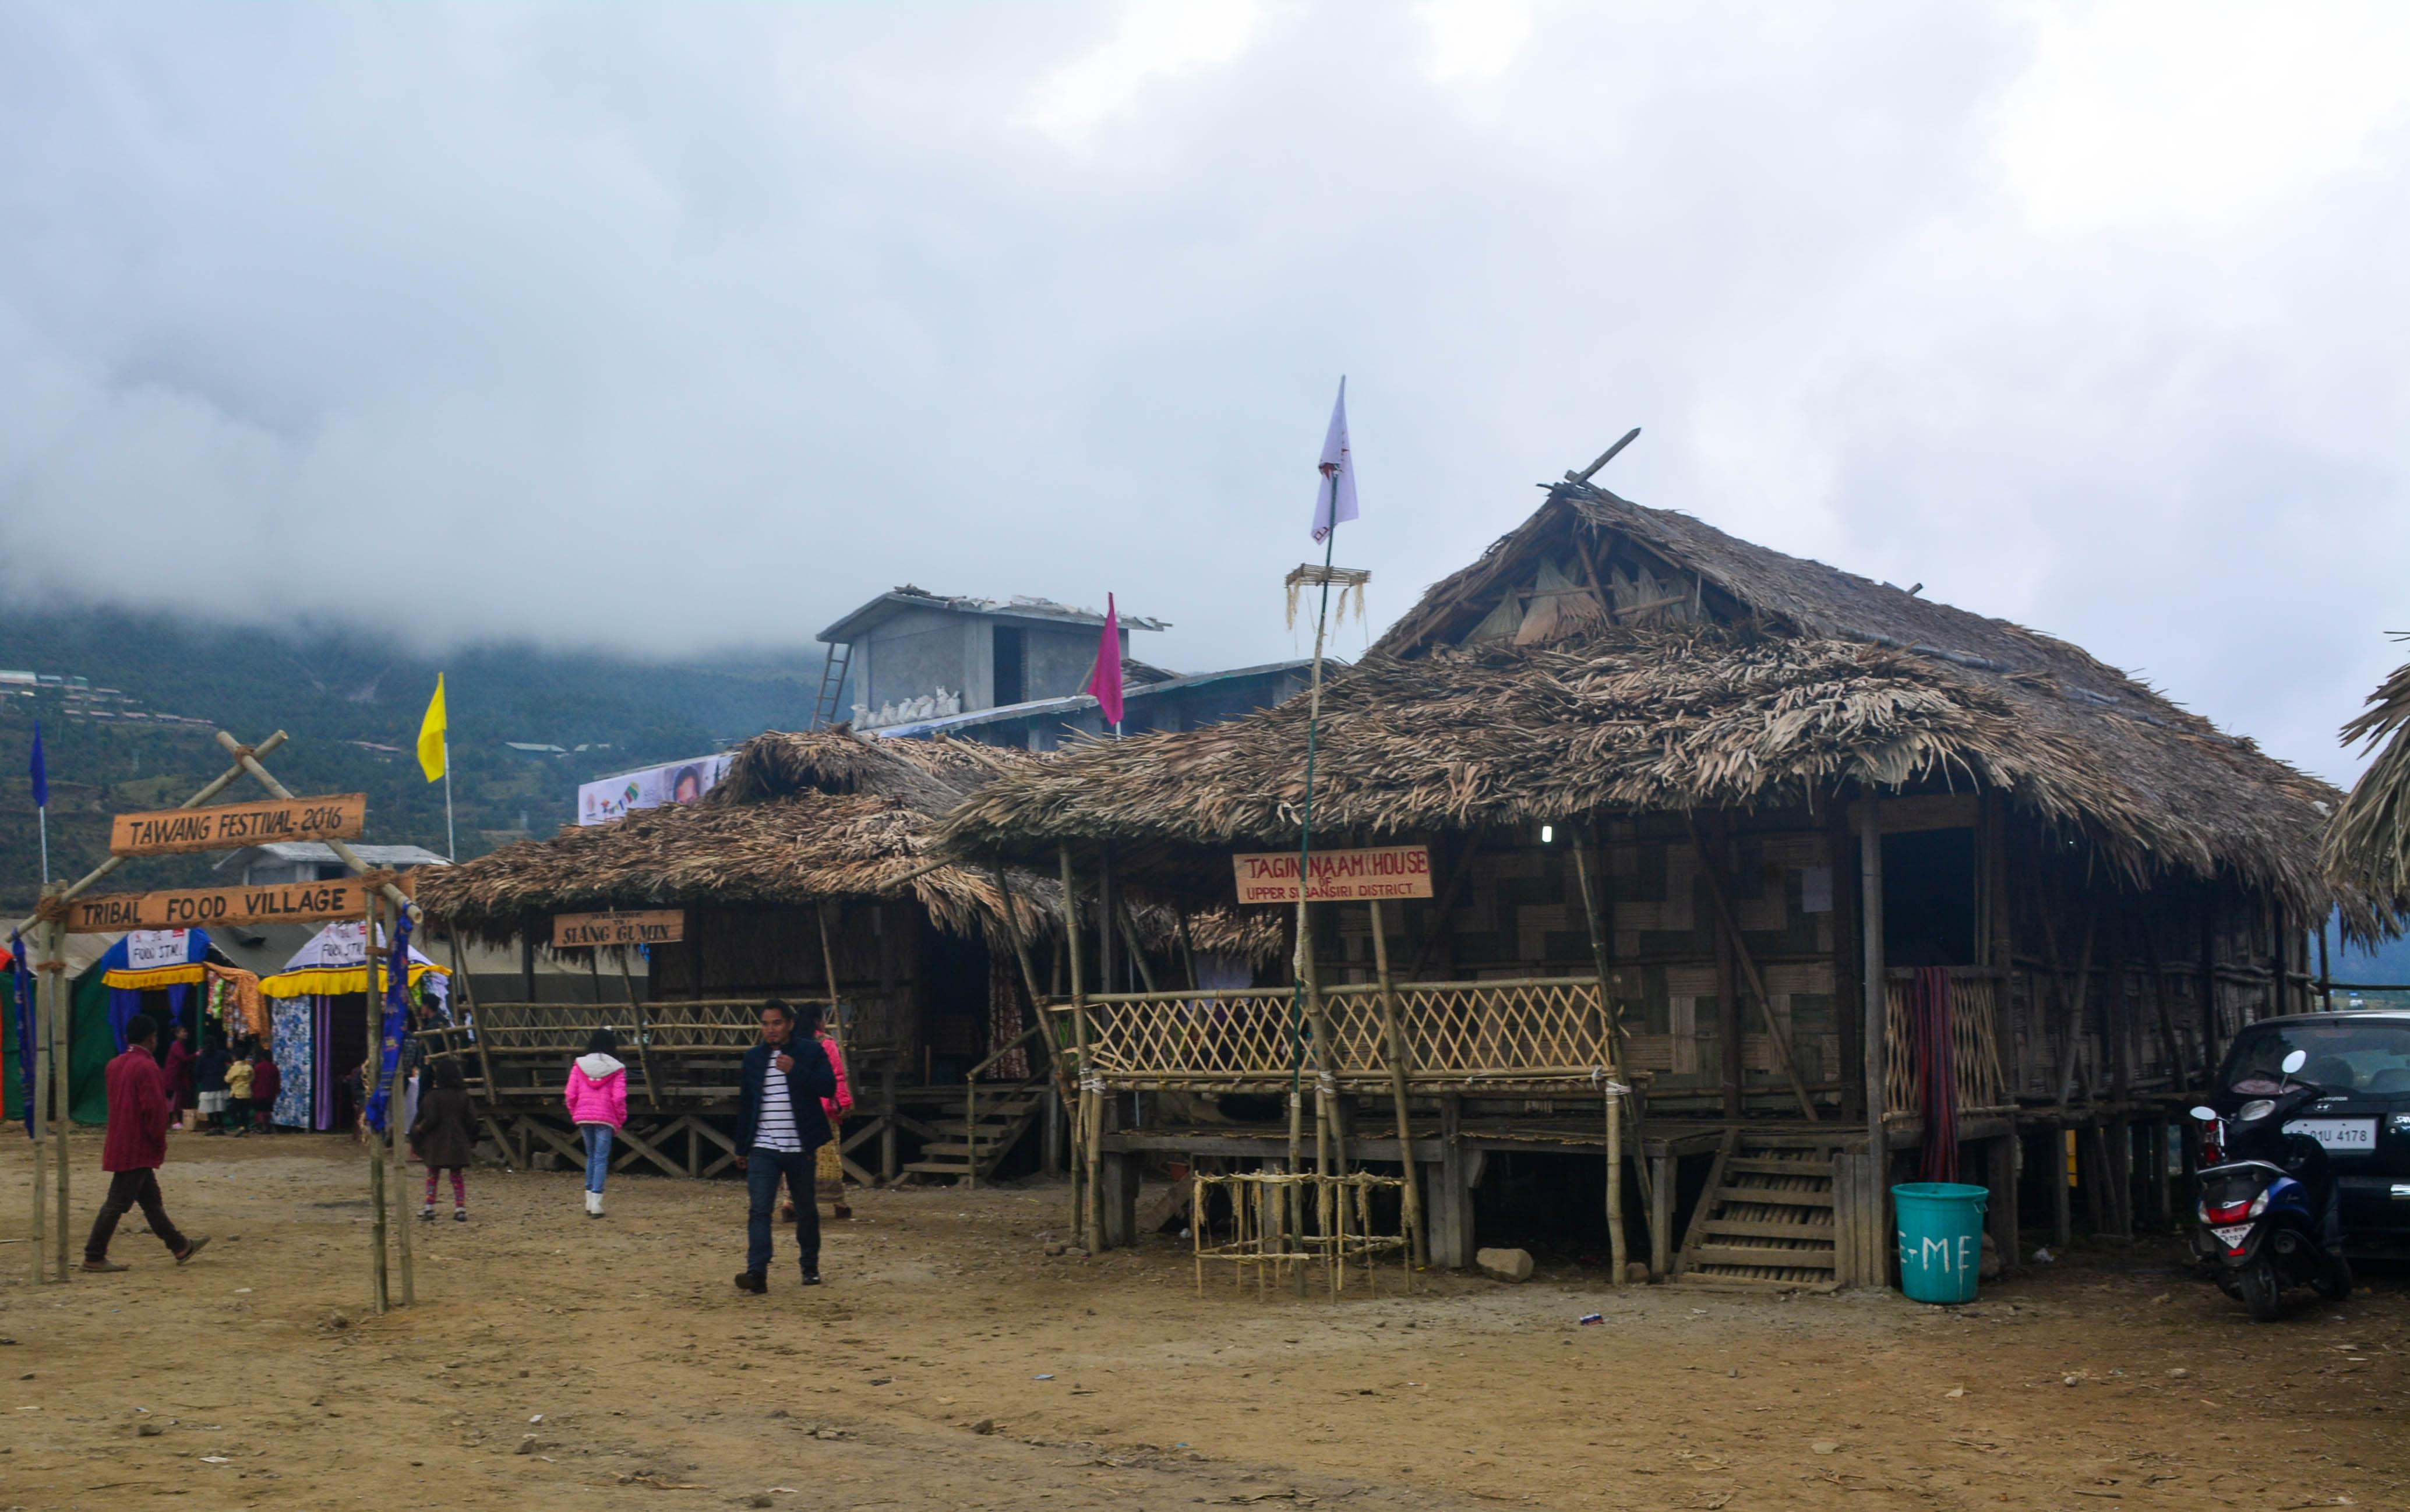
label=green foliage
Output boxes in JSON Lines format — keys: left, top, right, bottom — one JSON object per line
{"left": 0, "top": 605, "right": 838, "bottom": 914}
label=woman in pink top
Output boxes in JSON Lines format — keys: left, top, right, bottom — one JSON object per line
{"left": 563, "top": 1028, "right": 629, "bottom": 1218}
{"left": 817, "top": 1027, "right": 854, "bottom": 1219}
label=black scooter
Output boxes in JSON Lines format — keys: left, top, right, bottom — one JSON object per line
{"left": 2189, "top": 1050, "right": 2352, "bottom": 1322}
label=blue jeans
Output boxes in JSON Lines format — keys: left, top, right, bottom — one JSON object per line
{"left": 745, "top": 1148, "right": 820, "bottom": 1276}
{"left": 582, "top": 1125, "right": 613, "bottom": 1193}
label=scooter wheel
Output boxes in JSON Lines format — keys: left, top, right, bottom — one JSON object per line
{"left": 2237, "top": 1259, "right": 2283, "bottom": 1322}
{"left": 2312, "top": 1251, "right": 2353, "bottom": 1301}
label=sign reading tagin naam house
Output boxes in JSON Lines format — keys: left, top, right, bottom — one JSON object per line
{"left": 110, "top": 793, "right": 368, "bottom": 857}
{"left": 1232, "top": 844, "right": 1434, "bottom": 904}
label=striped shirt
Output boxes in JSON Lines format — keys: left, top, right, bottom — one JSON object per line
{"left": 754, "top": 1055, "right": 802, "bottom": 1154}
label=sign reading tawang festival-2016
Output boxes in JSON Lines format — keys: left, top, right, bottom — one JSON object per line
{"left": 110, "top": 793, "right": 368, "bottom": 857}
{"left": 67, "top": 877, "right": 375, "bottom": 934}
{"left": 553, "top": 910, "right": 686, "bottom": 948}
{"left": 1232, "top": 844, "right": 1434, "bottom": 904}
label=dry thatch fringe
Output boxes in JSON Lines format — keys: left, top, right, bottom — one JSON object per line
{"left": 708, "top": 727, "right": 1032, "bottom": 812}
{"left": 944, "top": 620, "right": 2353, "bottom": 926}
{"left": 2322, "top": 650, "right": 2410, "bottom": 940}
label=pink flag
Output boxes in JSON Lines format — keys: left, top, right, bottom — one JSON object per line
{"left": 1085, "top": 593, "right": 1125, "bottom": 726}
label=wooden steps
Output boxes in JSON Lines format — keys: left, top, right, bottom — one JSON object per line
{"left": 1674, "top": 1132, "right": 1842, "bottom": 1289}
{"left": 899, "top": 1087, "right": 1047, "bottom": 1184}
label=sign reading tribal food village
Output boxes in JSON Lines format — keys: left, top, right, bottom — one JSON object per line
{"left": 110, "top": 793, "right": 368, "bottom": 856}
{"left": 68, "top": 878, "right": 374, "bottom": 933}
{"left": 553, "top": 910, "right": 686, "bottom": 948}
{"left": 1232, "top": 845, "right": 1434, "bottom": 904}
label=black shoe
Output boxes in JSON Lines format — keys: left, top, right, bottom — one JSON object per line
{"left": 735, "top": 1270, "right": 767, "bottom": 1295}
{"left": 801, "top": 1270, "right": 823, "bottom": 1286}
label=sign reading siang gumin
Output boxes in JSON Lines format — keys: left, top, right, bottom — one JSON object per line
{"left": 553, "top": 910, "right": 686, "bottom": 948}
{"left": 110, "top": 794, "right": 368, "bottom": 857}
{"left": 67, "top": 878, "right": 375, "bottom": 933}
{"left": 1232, "top": 845, "right": 1434, "bottom": 904}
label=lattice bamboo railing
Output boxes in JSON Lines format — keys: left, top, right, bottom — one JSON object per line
{"left": 1046, "top": 976, "right": 1621, "bottom": 1093}
{"left": 1883, "top": 972, "right": 2009, "bottom": 1117}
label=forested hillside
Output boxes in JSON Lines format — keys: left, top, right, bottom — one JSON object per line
{"left": 0, "top": 606, "right": 837, "bottom": 914}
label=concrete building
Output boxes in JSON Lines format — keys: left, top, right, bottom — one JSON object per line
{"left": 212, "top": 842, "right": 452, "bottom": 886}
{"left": 875, "top": 658, "right": 1317, "bottom": 751}
{"left": 817, "top": 586, "right": 1168, "bottom": 732}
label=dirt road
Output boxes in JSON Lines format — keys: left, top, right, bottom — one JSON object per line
{"left": 1, "top": 1132, "right": 2403, "bottom": 1511}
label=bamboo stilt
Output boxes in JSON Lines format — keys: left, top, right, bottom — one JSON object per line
{"left": 1365, "top": 898, "right": 1425, "bottom": 1270}
{"left": 48, "top": 912, "right": 68, "bottom": 1285}
{"left": 1058, "top": 846, "right": 1098, "bottom": 1252}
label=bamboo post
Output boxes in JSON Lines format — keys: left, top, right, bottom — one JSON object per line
{"left": 1568, "top": 836, "right": 1630, "bottom": 1285}
{"left": 1365, "top": 898, "right": 1425, "bottom": 1270}
{"left": 385, "top": 937, "right": 416, "bottom": 1309}
{"left": 47, "top": 910, "right": 68, "bottom": 1285}
{"left": 619, "top": 950, "right": 658, "bottom": 1111}
{"left": 1058, "top": 846, "right": 1098, "bottom": 1252}
{"left": 1684, "top": 815, "right": 1818, "bottom": 1121}
{"left": 364, "top": 892, "right": 389, "bottom": 1315}
{"left": 1858, "top": 790, "right": 1887, "bottom": 1285}
{"left": 29, "top": 892, "right": 52, "bottom": 1283}
{"left": 2055, "top": 909, "right": 2100, "bottom": 1110}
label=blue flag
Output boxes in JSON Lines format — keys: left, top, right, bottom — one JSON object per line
{"left": 28, "top": 722, "right": 46, "bottom": 810}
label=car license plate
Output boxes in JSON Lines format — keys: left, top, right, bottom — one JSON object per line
{"left": 2284, "top": 1118, "right": 2377, "bottom": 1151}
{"left": 2211, "top": 1224, "right": 2253, "bottom": 1248}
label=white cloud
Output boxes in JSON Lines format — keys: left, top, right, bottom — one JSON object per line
{"left": 1022, "top": 0, "right": 1264, "bottom": 144}
{"left": 1417, "top": 0, "right": 1531, "bottom": 84}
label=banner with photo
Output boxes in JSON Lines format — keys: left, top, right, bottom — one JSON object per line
{"left": 577, "top": 753, "right": 733, "bottom": 826}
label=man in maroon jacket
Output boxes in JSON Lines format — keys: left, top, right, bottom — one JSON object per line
{"left": 82, "top": 1015, "right": 210, "bottom": 1273}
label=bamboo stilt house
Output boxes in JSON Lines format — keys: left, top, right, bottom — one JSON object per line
{"left": 944, "top": 474, "right": 2369, "bottom": 1287}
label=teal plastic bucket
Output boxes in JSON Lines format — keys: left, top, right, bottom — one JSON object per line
{"left": 1893, "top": 1182, "right": 1988, "bottom": 1304}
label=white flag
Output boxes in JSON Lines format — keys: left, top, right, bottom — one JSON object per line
{"left": 1310, "top": 377, "right": 1359, "bottom": 544}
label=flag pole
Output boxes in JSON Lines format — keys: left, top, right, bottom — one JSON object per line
{"left": 442, "top": 737, "right": 455, "bottom": 861}
{"left": 1285, "top": 474, "right": 1343, "bottom": 1267}
{"left": 36, "top": 806, "right": 47, "bottom": 886}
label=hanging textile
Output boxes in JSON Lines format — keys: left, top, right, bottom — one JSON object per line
{"left": 313, "top": 997, "right": 336, "bottom": 1131}
{"left": 8, "top": 930, "right": 31, "bottom": 1135}
{"left": 271, "top": 995, "right": 314, "bottom": 1129}
{"left": 363, "top": 914, "right": 414, "bottom": 1135}
{"left": 1914, "top": 966, "right": 1959, "bottom": 1183}
{"left": 204, "top": 965, "right": 267, "bottom": 1038}
{"left": 986, "top": 951, "right": 1030, "bottom": 1082}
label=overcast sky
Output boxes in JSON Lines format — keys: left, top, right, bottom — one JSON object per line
{"left": 4, "top": 2, "right": 2407, "bottom": 784}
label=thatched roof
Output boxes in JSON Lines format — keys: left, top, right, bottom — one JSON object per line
{"left": 2321, "top": 648, "right": 2410, "bottom": 937}
{"left": 416, "top": 728, "right": 1286, "bottom": 963}
{"left": 945, "top": 481, "right": 2355, "bottom": 925}
{"left": 417, "top": 731, "right": 1043, "bottom": 945}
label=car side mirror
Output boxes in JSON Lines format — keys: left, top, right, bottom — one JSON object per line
{"left": 2282, "top": 1049, "right": 2308, "bottom": 1075}
{"left": 2189, "top": 1105, "right": 2218, "bottom": 1122}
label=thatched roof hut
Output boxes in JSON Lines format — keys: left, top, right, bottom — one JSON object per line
{"left": 2321, "top": 648, "right": 2410, "bottom": 937}
{"left": 947, "top": 482, "right": 2352, "bottom": 926}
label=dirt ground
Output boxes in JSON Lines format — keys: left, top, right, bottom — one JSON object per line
{"left": 1, "top": 1131, "right": 2404, "bottom": 1512}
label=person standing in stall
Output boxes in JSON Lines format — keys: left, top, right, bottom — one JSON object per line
{"left": 194, "top": 1033, "right": 230, "bottom": 1135}
{"left": 82, "top": 1015, "right": 209, "bottom": 1272}
{"left": 250, "top": 1041, "right": 281, "bottom": 1134}
{"left": 223, "top": 1041, "right": 254, "bottom": 1139}
{"left": 163, "top": 1024, "right": 196, "bottom": 1132}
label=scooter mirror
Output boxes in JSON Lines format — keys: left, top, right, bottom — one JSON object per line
{"left": 2282, "top": 1049, "right": 2308, "bottom": 1075}
{"left": 2189, "top": 1105, "right": 2218, "bottom": 1122}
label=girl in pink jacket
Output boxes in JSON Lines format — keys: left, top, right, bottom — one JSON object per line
{"left": 564, "top": 1028, "right": 629, "bottom": 1218}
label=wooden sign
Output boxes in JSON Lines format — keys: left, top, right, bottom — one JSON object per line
{"left": 1232, "top": 845, "right": 1434, "bottom": 905}
{"left": 553, "top": 910, "right": 686, "bottom": 948}
{"left": 110, "top": 793, "right": 368, "bottom": 857}
{"left": 68, "top": 878, "right": 373, "bottom": 933}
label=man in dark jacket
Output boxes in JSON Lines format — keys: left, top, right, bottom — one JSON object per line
{"left": 733, "top": 999, "right": 835, "bottom": 1293}
{"left": 83, "top": 1015, "right": 210, "bottom": 1272}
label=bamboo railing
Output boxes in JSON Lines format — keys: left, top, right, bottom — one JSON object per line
{"left": 1043, "top": 976, "right": 1624, "bottom": 1093}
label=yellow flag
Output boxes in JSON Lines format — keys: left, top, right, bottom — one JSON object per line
{"left": 417, "top": 674, "right": 448, "bottom": 782}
